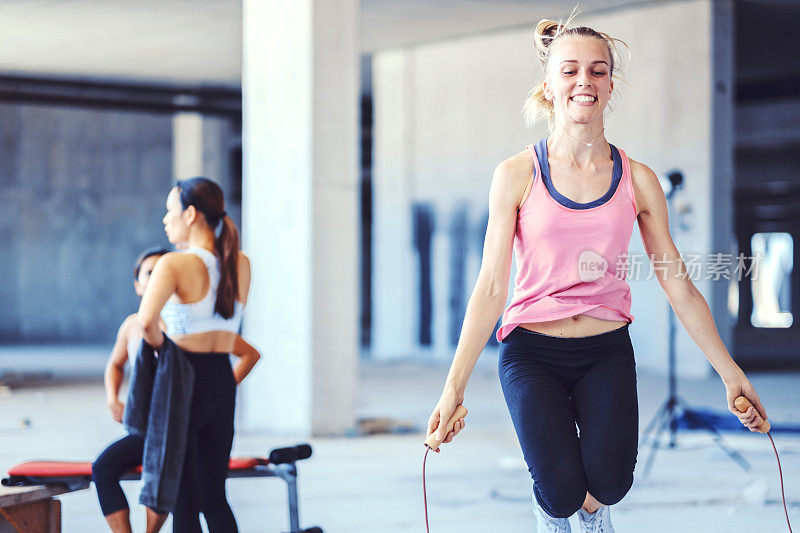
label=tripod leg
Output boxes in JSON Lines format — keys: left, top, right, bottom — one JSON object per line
{"left": 669, "top": 404, "right": 678, "bottom": 449}
{"left": 641, "top": 405, "right": 671, "bottom": 478}
{"left": 640, "top": 399, "right": 670, "bottom": 450}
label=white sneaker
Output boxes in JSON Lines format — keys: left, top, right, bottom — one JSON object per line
{"left": 532, "top": 495, "right": 572, "bottom": 533}
{"left": 577, "top": 505, "right": 615, "bottom": 533}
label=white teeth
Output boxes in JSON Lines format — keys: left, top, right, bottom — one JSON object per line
{"left": 571, "top": 95, "right": 596, "bottom": 103}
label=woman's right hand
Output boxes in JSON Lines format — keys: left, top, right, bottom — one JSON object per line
{"left": 723, "top": 372, "right": 767, "bottom": 432}
{"left": 426, "top": 390, "right": 466, "bottom": 452}
{"left": 108, "top": 399, "right": 125, "bottom": 423}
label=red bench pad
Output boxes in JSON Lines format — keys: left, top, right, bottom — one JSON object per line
{"left": 8, "top": 457, "right": 266, "bottom": 478}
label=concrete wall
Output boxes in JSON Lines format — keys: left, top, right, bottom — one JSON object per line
{"left": 371, "top": 0, "right": 724, "bottom": 377}
{"left": 0, "top": 103, "right": 239, "bottom": 343}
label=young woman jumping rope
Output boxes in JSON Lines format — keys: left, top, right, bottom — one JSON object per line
{"left": 426, "top": 17, "right": 768, "bottom": 533}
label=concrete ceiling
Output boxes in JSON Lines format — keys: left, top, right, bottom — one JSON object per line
{"left": 0, "top": 0, "right": 243, "bottom": 86}
{"left": 0, "top": 0, "right": 790, "bottom": 87}
{"left": 362, "top": 0, "right": 631, "bottom": 50}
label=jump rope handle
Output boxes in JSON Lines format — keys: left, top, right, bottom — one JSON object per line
{"left": 425, "top": 405, "right": 468, "bottom": 451}
{"left": 734, "top": 396, "right": 771, "bottom": 433}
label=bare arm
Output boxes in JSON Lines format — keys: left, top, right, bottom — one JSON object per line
{"left": 237, "top": 252, "right": 251, "bottom": 305}
{"left": 632, "top": 159, "right": 767, "bottom": 431}
{"left": 137, "top": 254, "right": 179, "bottom": 348}
{"left": 105, "top": 316, "right": 135, "bottom": 422}
{"left": 230, "top": 334, "right": 260, "bottom": 384}
{"left": 427, "top": 154, "right": 529, "bottom": 445}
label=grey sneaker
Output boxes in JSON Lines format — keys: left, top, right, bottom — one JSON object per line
{"left": 532, "top": 495, "right": 572, "bottom": 533}
{"left": 577, "top": 505, "right": 615, "bottom": 533}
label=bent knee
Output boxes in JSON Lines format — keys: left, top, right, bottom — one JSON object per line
{"left": 588, "top": 473, "right": 634, "bottom": 506}
{"left": 91, "top": 459, "right": 109, "bottom": 481}
{"left": 535, "top": 482, "right": 585, "bottom": 518}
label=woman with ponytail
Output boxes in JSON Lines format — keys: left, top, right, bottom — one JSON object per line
{"left": 426, "top": 11, "right": 767, "bottom": 533}
{"left": 137, "top": 177, "right": 258, "bottom": 532}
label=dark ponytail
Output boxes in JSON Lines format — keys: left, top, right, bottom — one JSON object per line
{"left": 175, "top": 177, "right": 240, "bottom": 319}
{"left": 215, "top": 213, "right": 240, "bottom": 318}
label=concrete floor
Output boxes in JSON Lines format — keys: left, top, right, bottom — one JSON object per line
{"left": 1, "top": 349, "right": 799, "bottom": 532}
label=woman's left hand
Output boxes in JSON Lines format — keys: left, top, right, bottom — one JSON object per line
{"left": 724, "top": 374, "right": 767, "bottom": 432}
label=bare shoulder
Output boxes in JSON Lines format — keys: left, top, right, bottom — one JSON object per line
{"left": 118, "top": 313, "right": 139, "bottom": 339}
{"left": 495, "top": 149, "right": 534, "bottom": 183}
{"left": 627, "top": 156, "right": 658, "bottom": 181}
{"left": 492, "top": 149, "right": 535, "bottom": 207}
{"left": 627, "top": 156, "right": 663, "bottom": 216}
{"left": 155, "top": 251, "right": 184, "bottom": 270}
{"left": 159, "top": 250, "right": 207, "bottom": 275}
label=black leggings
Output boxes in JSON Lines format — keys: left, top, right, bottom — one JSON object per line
{"left": 92, "top": 354, "right": 238, "bottom": 532}
{"left": 498, "top": 324, "right": 638, "bottom": 519}
{"left": 173, "top": 353, "right": 238, "bottom": 533}
{"left": 93, "top": 434, "right": 145, "bottom": 516}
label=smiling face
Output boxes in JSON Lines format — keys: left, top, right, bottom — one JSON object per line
{"left": 162, "top": 187, "right": 194, "bottom": 245}
{"left": 543, "top": 35, "right": 613, "bottom": 126}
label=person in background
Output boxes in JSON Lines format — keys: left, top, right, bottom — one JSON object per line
{"left": 93, "top": 217, "right": 259, "bottom": 533}
{"left": 138, "top": 177, "right": 256, "bottom": 532}
{"left": 93, "top": 247, "right": 168, "bottom": 533}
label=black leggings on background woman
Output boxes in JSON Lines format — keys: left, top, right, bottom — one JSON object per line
{"left": 172, "top": 353, "right": 237, "bottom": 533}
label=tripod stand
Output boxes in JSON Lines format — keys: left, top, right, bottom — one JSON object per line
{"left": 638, "top": 170, "right": 750, "bottom": 478}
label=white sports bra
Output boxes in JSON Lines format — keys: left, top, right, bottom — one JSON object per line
{"left": 160, "top": 246, "right": 244, "bottom": 337}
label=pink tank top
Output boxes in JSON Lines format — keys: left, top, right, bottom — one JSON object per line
{"left": 496, "top": 139, "right": 639, "bottom": 342}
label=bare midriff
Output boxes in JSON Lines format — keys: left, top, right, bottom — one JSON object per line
{"left": 519, "top": 313, "right": 628, "bottom": 338}
{"left": 170, "top": 330, "right": 239, "bottom": 354}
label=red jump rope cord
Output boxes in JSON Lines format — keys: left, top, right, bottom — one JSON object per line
{"left": 768, "top": 432, "right": 793, "bottom": 533}
{"left": 423, "top": 445, "right": 431, "bottom": 533}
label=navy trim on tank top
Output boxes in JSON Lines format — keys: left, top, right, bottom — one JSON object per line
{"left": 535, "top": 137, "right": 622, "bottom": 210}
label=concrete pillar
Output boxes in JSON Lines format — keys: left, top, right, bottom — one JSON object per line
{"left": 371, "top": 50, "right": 415, "bottom": 359}
{"left": 172, "top": 112, "right": 204, "bottom": 178}
{"left": 240, "top": 0, "right": 359, "bottom": 435}
{"left": 710, "top": 0, "right": 735, "bottom": 360}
